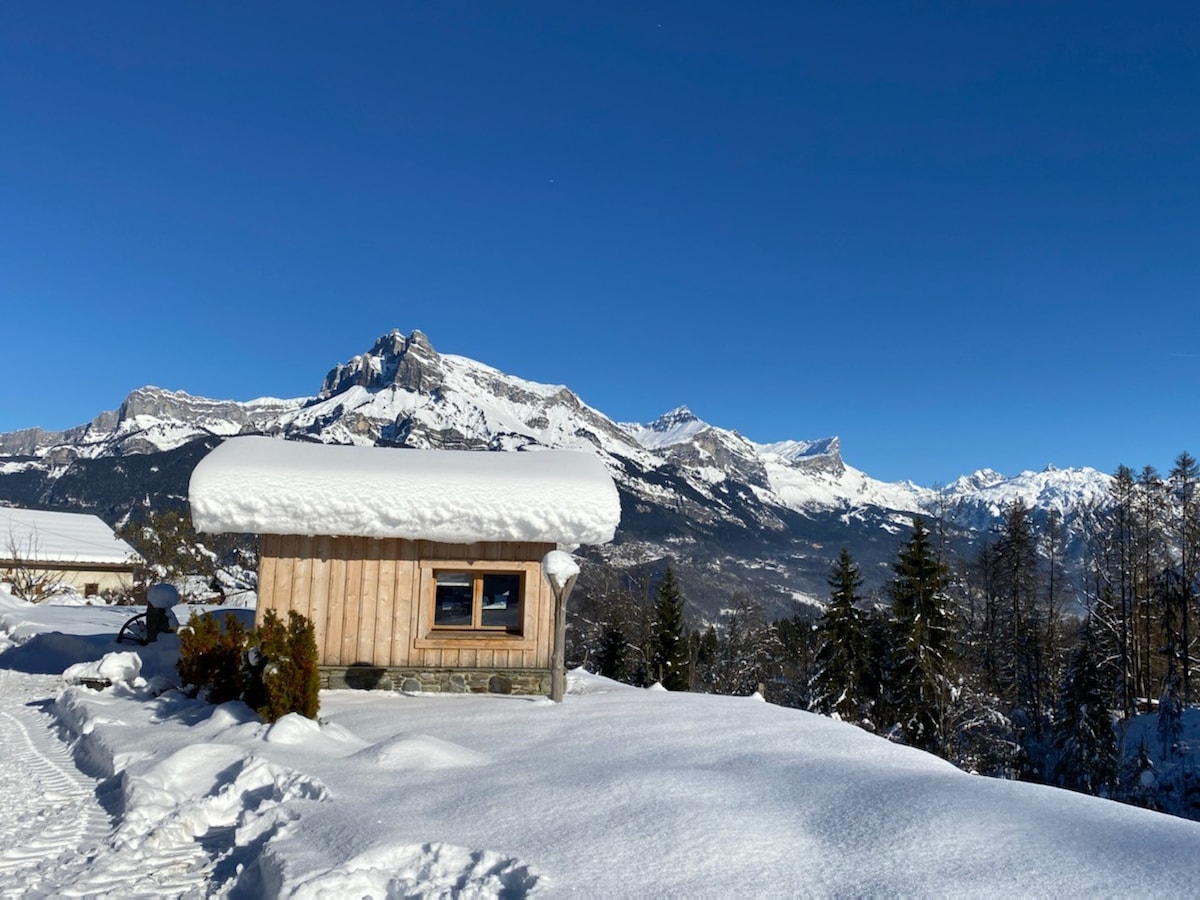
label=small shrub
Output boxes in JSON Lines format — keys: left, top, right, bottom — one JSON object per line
{"left": 245, "top": 609, "right": 320, "bottom": 722}
{"left": 176, "top": 609, "right": 319, "bottom": 721}
{"left": 177, "top": 612, "right": 247, "bottom": 704}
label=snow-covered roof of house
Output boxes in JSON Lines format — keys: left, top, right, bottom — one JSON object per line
{"left": 0, "top": 507, "right": 138, "bottom": 566}
{"left": 188, "top": 436, "right": 622, "bottom": 545}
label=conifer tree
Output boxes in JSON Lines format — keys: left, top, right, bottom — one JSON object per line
{"left": 992, "top": 500, "right": 1044, "bottom": 729}
{"left": 649, "top": 566, "right": 691, "bottom": 690}
{"left": 1132, "top": 466, "right": 1168, "bottom": 708}
{"left": 1169, "top": 451, "right": 1199, "bottom": 703}
{"left": 889, "top": 517, "right": 956, "bottom": 755}
{"left": 1157, "top": 674, "right": 1183, "bottom": 762}
{"left": 1051, "top": 624, "right": 1117, "bottom": 796}
{"left": 810, "top": 548, "right": 868, "bottom": 722}
{"left": 596, "top": 623, "right": 629, "bottom": 682}
{"left": 1095, "top": 465, "right": 1138, "bottom": 716}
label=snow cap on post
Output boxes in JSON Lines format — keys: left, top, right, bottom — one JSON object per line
{"left": 147, "top": 583, "right": 180, "bottom": 609}
{"left": 542, "top": 550, "right": 581, "bottom": 592}
{"left": 188, "top": 436, "right": 621, "bottom": 545}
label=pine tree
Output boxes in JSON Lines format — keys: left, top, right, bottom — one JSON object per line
{"left": 1157, "top": 674, "right": 1183, "bottom": 762}
{"left": 649, "top": 566, "right": 691, "bottom": 691}
{"left": 1092, "top": 465, "right": 1138, "bottom": 717}
{"left": 810, "top": 548, "right": 869, "bottom": 722}
{"left": 774, "top": 609, "right": 820, "bottom": 711}
{"left": 596, "top": 623, "right": 629, "bottom": 682}
{"left": 1051, "top": 624, "right": 1117, "bottom": 796}
{"left": 1169, "top": 451, "right": 1199, "bottom": 704}
{"left": 992, "top": 499, "right": 1045, "bottom": 732}
{"left": 889, "top": 517, "right": 956, "bottom": 755}
{"left": 1132, "top": 466, "right": 1168, "bottom": 708}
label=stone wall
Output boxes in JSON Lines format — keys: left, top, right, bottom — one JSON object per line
{"left": 320, "top": 665, "right": 551, "bottom": 696}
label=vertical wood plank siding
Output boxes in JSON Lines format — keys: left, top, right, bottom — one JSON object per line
{"left": 256, "top": 537, "right": 556, "bottom": 670}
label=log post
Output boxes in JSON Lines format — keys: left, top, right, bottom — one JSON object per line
{"left": 542, "top": 551, "right": 580, "bottom": 703}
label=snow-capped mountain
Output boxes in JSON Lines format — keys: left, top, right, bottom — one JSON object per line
{"left": 0, "top": 329, "right": 1113, "bottom": 617}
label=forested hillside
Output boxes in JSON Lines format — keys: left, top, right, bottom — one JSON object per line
{"left": 568, "top": 454, "right": 1200, "bottom": 820}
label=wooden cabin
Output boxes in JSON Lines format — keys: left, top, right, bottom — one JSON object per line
{"left": 0, "top": 506, "right": 139, "bottom": 600}
{"left": 188, "top": 436, "right": 620, "bottom": 694}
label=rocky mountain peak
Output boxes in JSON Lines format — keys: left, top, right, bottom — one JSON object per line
{"left": 650, "top": 406, "right": 701, "bottom": 431}
{"left": 319, "top": 329, "right": 446, "bottom": 398}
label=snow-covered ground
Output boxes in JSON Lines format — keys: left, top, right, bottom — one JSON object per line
{"left": 2, "top": 589, "right": 1200, "bottom": 897}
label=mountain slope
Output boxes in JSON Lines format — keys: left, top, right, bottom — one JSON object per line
{"left": 0, "top": 329, "right": 1113, "bottom": 618}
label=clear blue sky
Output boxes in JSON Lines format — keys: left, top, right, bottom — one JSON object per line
{"left": 1, "top": 2, "right": 1197, "bottom": 486}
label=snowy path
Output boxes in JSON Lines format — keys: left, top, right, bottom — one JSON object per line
{"left": 0, "top": 669, "right": 215, "bottom": 898}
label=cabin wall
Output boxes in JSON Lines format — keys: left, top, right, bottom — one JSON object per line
{"left": 257, "top": 535, "right": 557, "bottom": 682}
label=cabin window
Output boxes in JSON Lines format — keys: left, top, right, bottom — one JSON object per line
{"left": 433, "top": 570, "right": 524, "bottom": 633}
{"left": 84, "top": 583, "right": 100, "bottom": 597}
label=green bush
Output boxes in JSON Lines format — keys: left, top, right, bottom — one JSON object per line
{"left": 245, "top": 609, "right": 321, "bottom": 721}
{"left": 176, "top": 609, "right": 320, "bottom": 722}
{"left": 177, "top": 612, "right": 247, "bottom": 705}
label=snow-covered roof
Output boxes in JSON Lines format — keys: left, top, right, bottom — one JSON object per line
{"left": 0, "top": 507, "right": 137, "bottom": 566}
{"left": 188, "top": 436, "right": 621, "bottom": 545}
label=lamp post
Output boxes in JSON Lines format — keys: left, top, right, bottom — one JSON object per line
{"left": 542, "top": 550, "right": 580, "bottom": 703}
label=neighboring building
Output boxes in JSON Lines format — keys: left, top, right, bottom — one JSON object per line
{"left": 0, "top": 506, "right": 139, "bottom": 599}
{"left": 188, "top": 436, "right": 621, "bottom": 694}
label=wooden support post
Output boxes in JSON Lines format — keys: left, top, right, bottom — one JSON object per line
{"left": 542, "top": 550, "right": 579, "bottom": 703}
{"left": 549, "top": 574, "right": 576, "bottom": 702}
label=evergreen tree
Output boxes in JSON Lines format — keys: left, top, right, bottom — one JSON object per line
{"left": 649, "top": 566, "right": 691, "bottom": 690}
{"left": 1132, "top": 466, "right": 1168, "bottom": 708}
{"left": 889, "top": 517, "right": 956, "bottom": 755}
{"left": 774, "top": 609, "right": 820, "bottom": 711}
{"left": 1051, "top": 624, "right": 1117, "bottom": 796}
{"left": 1157, "top": 674, "right": 1183, "bottom": 762}
{"left": 992, "top": 499, "right": 1046, "bottom": 735}
{"left": 596, "top": 622, "right": 629, "bottom": 682}
{"left": 810, "top": 548, "right": 869, "bottom": 722}
{"left": 1169, "top": 451, "right": 1199, "bottom": 704}
{"left": 1092, "top": 465, "right": 1138, "bottom": 717}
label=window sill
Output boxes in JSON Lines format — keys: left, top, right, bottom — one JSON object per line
{"left": 414, "top": 631, "right": 535, "bottom": 651}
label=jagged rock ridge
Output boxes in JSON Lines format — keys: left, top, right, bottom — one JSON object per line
{"left": 0, "top": 329, "right": 1113, "bottom": 618}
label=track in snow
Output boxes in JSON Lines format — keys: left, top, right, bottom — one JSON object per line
{"left": 0, "top": 669, "right": 216, "bottom": 898}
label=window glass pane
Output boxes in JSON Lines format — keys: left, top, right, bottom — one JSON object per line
{"left": 480, "top": 573, "right": 522, "bottom": 629}
{"left": 434, "top": 572, "right": 473, "bottom": 626}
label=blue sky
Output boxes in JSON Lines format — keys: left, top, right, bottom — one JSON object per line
{"left": 1, "top": 2, "right": 1197, "bottom": 486}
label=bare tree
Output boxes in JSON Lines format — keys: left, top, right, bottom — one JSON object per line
{"left": 3, "top": 529, "right": 66, "bottom": 601}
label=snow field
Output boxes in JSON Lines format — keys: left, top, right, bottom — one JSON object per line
{"left": 3, "top": 593, "right": 1200, "bottom": 897}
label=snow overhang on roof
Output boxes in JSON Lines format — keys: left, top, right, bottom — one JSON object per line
{"left": 0, "top": 506, "right": 138, "bottom": 566}
{"left": 188, "top": 436, "right": 622, "bottom": 546}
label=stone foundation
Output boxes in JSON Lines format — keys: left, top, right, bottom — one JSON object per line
{"left": 320, "top": 666, "right": 551, "bottom": 696}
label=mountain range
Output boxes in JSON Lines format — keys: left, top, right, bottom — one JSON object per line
{"left": 0, "top": 329, "right": 1114, "bottom": 619}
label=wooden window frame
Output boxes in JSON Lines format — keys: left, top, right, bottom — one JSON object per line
{"left": 431, "top": 568, "right": 524, "bottom": 632}
{"left": 413, "top": 560, "right": 539, "bottom": 651}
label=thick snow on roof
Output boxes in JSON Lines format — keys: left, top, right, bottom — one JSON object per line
{"left": 189, "top": 436, "right": 621, "bottom": 545}
{"left": 0, "top": 507, "right": 137, "bottom": 566}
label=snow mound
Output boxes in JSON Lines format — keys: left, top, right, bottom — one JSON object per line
{"left": 352, "top": 733, "right": 489, "bottom": 770}
{"left": 566, "top": 667, "right": 637, "bottom": 694}
{"left": 263, "top": 712, "right": 324, "bottom": 745}
{"left": 263, "top": 712, "right": 366, "bottom": 751}
{"left": 285, "top": 841, "right": 543, "bottom": 899}
{"left": 63, "top": 651, "right": 143, "bottom": 687}
{"left": 117, "top": 743, "right": 329, "bottom": 852}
